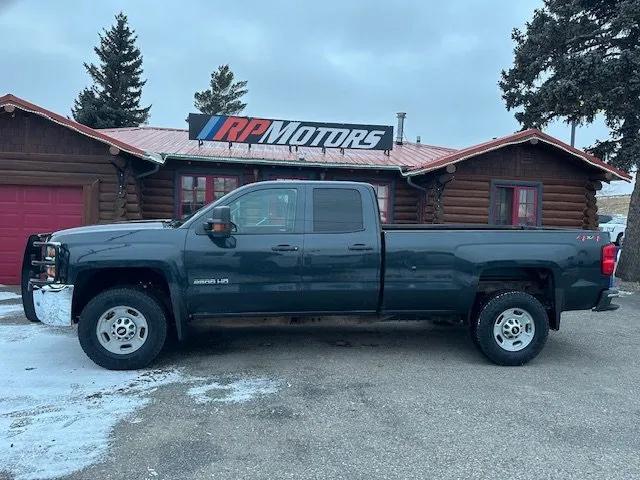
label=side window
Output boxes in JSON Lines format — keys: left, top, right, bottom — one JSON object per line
{"left": 228, "top": 188, "right": 297, "bottom": 234}
{"left": 313, "top": 188, "right": 363, "bottom": 233}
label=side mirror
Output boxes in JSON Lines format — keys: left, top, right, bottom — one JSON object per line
{"left": 204, "top": 206, "right": 232, "bottom": 237}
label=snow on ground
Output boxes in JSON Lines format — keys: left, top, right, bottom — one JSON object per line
{"left": 188, "top": 378, "right": 279, "bottom": 404}
{"left": 0, "top": 303, "right": 24, "bottom": 317}
{"left": 0, "top": 322, "right": 280, "bottom": 480}
{"left": 0, "top": 291, "right": 21, "bottom": 301}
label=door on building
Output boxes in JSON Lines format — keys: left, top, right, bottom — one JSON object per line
{"left": 0, "top": 185, "right": 84, "bottom": 284}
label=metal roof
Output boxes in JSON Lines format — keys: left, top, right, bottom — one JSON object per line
{"left": 100, "top": 126, "right": 455, "bottom": 170}
{"left": 101, "top": 125, "right": 631, "bottom": 181}
{"left": 2, "top": 92, "right": 626, "bottom": 181}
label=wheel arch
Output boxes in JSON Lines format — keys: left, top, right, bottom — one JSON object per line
{"left": 472, "top": 265, "right": 560, "bottom": 330}
{"left": 72, "top": 266, "right": 185, "bottom": 339}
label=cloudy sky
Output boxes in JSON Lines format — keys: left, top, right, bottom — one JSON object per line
{"left": 0, "top": 0, "right": 633, "bottom": 193}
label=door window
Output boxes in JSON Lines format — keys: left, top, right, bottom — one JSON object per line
{"left": 313, "top": 188, "right": 364, "bottom": 232}
{"left": 228, "top": 188, "right": 297, "bottom": 234}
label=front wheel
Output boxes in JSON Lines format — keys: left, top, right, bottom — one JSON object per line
{"left": 78, "top": 288, "right": 167, "bottom": 370}
{"left": 470, "top": 291, "right": 549, "bottom": 366}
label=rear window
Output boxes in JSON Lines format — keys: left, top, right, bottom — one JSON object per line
{"left": 313, "top": 188, "right": 363, "bottom": 232}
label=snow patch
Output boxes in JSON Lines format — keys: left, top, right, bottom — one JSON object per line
{"left": 0, "top": 291, "right": 21, "bottom": 302}
{"left": 0, "top": 324, "right": 182, "bottom": 480}
{"left": 187, "top": 378, "right": 279, "bottom": 404}
{"left": 0, "top": 303, "right": 23, "bottom": 318}
{"left": 0, "top": 324, "right": 280, "bottom": 480}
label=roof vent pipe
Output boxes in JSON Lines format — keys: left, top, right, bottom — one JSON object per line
{"left": 395, "top": 112, "right": 406, "bottom": 145}
{"left": 416, "top": 135, "right": 421, "bottom": 144}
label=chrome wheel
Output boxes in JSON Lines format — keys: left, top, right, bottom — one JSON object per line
{"left": 96, "top": 305, "right": 149, "bottom": 354}
{"left": 492, "top": 307, "right": 535, "bottom": 352}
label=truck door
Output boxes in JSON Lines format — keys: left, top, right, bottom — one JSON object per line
{"left": 301, "top": 185, "right": 381, "bottom": 313}
{"left": 184, "top": 185, "right": 305, "bottom": 315}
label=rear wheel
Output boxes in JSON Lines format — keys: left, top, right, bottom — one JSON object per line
{"left": 78, "top": 288, "right": 167, "bottom": 370}
{"left": 471, "top": 291, "right": 549, "bottom": 366}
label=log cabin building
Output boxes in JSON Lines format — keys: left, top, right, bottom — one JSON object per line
{"left": 0, "top": 93, "right": 632, "bottom": 284}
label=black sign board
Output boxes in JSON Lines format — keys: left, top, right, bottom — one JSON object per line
{"left": 188, "top": 114, "right": 394, "bottom": 151}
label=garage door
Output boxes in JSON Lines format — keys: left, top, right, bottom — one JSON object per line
{"left": 0, "top": 185, "right": 84, "bottom": 285}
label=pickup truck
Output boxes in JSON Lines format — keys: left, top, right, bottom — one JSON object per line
{"left": 21, "top": 181, "right": 619, "bottom": 370}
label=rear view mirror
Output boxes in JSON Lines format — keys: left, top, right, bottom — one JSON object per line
{"left": 204, "top": 206, "right": 232, "bottom": 237}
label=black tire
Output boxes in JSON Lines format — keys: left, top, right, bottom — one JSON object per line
{"left": 78, "top": 287, "right": 167, "bottom": 370}
{"left": 471, "top": 291, "right": 549, "bottom": 366}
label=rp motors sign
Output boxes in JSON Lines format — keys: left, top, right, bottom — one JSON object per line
{"left": 188, "top": 114, "right": 394, "bottom": 151}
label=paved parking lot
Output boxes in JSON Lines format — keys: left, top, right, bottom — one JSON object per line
{"left": 1, "top": 287, "right": 639, "bottom": 480}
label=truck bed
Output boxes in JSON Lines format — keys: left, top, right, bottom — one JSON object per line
{"left": 381, "top": 227, "right": 607, "bottom": 317}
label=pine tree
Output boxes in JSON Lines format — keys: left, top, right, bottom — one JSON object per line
{"left": 194, "top": 65, "right": 248, "bottom": 115}
{"left": 500, "top": 0, "right": 640, "bottom": 281}
{"left": 72, "top": 12, "right": 151, "bottom": 128}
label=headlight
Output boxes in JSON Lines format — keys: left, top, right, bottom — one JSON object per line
{"left": 44, "top": 245, "right": 57, "bottom": 279}
{"left": 46, "top": 265, "right": 56, "bottom": 279}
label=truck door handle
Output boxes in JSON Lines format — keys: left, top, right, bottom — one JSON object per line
{"left": 348, "top": 244, "right": 373, "bottom": 251}
{"left": 271, "top": 244, "right": 299, "bottom": 252}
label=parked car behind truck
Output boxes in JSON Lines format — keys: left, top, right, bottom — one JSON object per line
{"left": 598, "top": 214, "right": 627, "bottom": 245}
{"left": 22, "top": 181, "right": 619, "bottom": 370}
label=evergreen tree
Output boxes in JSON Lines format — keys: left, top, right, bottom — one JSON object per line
{"left": 500, "top": 0, "right": 640, "bottom": 281}
{"left": 72, "top": 12, "right": 150, "bottom": 128}
{"left": 194, "top": 65, "right": 248, "bottom": 115}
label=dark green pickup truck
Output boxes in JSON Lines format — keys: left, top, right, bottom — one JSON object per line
{"left": 22, "top": 181, "right": 619, "bottom": 370}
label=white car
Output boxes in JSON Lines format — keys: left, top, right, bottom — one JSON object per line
{"left": 599, "top": 214, "right": 627, "bottom": 245}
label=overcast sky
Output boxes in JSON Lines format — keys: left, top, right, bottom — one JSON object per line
{"left": 0, "top": 0, "right": 633, "bottom": 193}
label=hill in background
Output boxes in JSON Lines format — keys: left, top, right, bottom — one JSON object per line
{"left": 598, "top": 195, "right": 631, "bottom": 216}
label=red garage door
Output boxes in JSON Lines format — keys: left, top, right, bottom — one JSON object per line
{"left": 0, "top": 185, "right": 84, "bottom": 285}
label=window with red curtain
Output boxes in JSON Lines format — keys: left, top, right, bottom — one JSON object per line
{"left": 179, "top": 174, "right": 239, "bottom": 218}
{"left": 491, "top": 183, "right": 540, "bottom": 226}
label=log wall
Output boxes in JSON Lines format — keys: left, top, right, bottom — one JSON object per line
{"left": 0, "top": 109, "right": 144, "bottom": 223}
{"left": 141, "top": 162, "right": 423, "bottom": 223}
{"left": 140, "top": 143, "right": 609, "bottom": 229}
{"left": 425, "top": 143, "right": 606, "bottom": 229}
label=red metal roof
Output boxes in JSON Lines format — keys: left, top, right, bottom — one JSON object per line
{"left": 4, "top": 92, "right": 625, "bottom": 180}
{"left": 0, "top": 94, "right": 160, "bottom": 163}
{"left": 100, "top": 126, "right": 455, "bottom": 170}
{"left": 101, "top": 125, "right": 631, "bottom": 181}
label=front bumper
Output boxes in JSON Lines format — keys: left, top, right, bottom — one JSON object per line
{"left": 33, "top": 284, "right": 74, "bottom": 326}
{"left": 593, "top": 289, "right": 620, "bottom": 312}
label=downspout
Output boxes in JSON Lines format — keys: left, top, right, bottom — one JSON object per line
{"left": 135, "top": 152, "right": 164, "bottom": 179}
{"left": 133, "top": 153, "right": 165, "bottom": 221}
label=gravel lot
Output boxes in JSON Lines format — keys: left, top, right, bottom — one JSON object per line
{"left": 1, "top": 287, "right": 639, "bottom": 480}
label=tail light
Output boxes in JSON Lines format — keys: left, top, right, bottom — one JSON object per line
{"left": 601, "top": 243, "right": 617, "bottom": 276}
